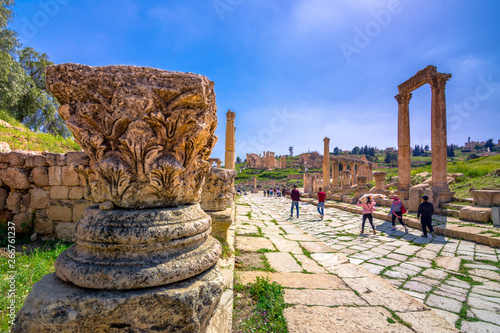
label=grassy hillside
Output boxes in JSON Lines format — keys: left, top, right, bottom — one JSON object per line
{"left": 0, "top": 111, "right": 80, "bottom": 153}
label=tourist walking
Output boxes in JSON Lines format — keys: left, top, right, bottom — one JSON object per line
{"left": 389, "top": 196, "right": 408, "bottom": 233}
{"left": 290, "top": 185, "right": 301, "bottom": 218}
{"left": 357, "top": 196, "right": 376, "bottom": 235}
{"left": 317, "top": 187, "right": 326, "bottom": 220}
{"left": 417, "top": 195, "right": 435, "bottom": 238}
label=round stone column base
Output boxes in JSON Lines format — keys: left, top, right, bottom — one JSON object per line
{"left": 13, "top": 266, "right": 224, "bottom": 333}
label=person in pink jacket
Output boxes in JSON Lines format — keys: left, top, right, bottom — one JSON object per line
{"left": 357, "top": 196, "right": 377, "bottom": 235}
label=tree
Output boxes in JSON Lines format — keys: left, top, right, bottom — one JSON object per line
{"left": 424, "top": 145, "right": 430, "bottom": 151}
{"left": 0, "top": 1, "right": 70, "bottom": 137}
{"left": 236, "top": 156, "right": 242, "bottom": 164}
{"left": 333, "top": 147, "right": 340, "bottom": 155}
{"left": 485, "top": 139, "right": 495, "bottom": 151}
{"left": 384, "top": 151, "right": 397, "bottom": 164}
{"left": 351, "top": 146, "right": 360, "bottom": 155}
{"left": 447, "top": 144, "right": 457, "bottom": 157}
{"left": 288, "top": 146, "right": 293, "bottom": 156}
{"left": 413, "top": 145, "right": 421, "bottom": 157}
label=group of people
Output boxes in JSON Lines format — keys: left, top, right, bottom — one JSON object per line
{"left": 286, "top": 186, "right": 436, "bottom": 238}
{"left": 263, "top": 187, "right": 288, "bottom": 197}
{"left": 356, "top": 195, "right": 435, "bottom": 238}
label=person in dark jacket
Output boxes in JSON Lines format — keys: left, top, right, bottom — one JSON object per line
{"left": 290, "top": 185, "right": 301, "bottom": 218}
{"left": 417, "top": 195, "right": 435, "bottom": 238}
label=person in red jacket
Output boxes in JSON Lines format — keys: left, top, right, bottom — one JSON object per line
{"left": 317, "top": 187, "right": 326, "bottom": 220}
{"left": 290, "top": 185, "right": 301, "bottom": 218}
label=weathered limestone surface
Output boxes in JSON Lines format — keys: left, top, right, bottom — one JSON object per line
{"left": 55, "top": 204, "right": 221, "bottom": 289}
{"left": 13, "top": 269, "right": 224, "bottom": 333}
{"left": 471, "top": 190, "right": 500, "bottom": 207}
{"left": 47, "top": 64, "right": 218, "bottom": 209}
{"left": 224, "top": 110, "right": 235, "bottom": 170}
{"left": 284, "top": 305, "right": 414, "bottom": 333}
{"left": 459, "top": 206, "right": 492, "bottom": 223}
{"left": 207, "top": 208, "right": 233, "bottom": 242}
{"left": 201, "top": 167, "right": 236, "bottom": 212}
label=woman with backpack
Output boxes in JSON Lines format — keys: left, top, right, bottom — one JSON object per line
{"left": 357, "top": 196, "right": 377, "bottom": 235}
{"left": 389, "top": 196, "right": 408, "bottom": 233}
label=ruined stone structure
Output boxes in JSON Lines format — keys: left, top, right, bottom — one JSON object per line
{"left": 201, "top": 167, "right": 236, "bottom": 242}
{"left": 327, "top": 156, "right": 376, "bottom": 191}
{"left": 208, "top": 157, "right": 222, "bottom": 168}
{"left": 246, "top": 151, "right": 283, "bottom": 169}
{"left": 372, "top": 171, "right": 387, "bottom": 194}
{"left": 0, "top": 150, "right": 91, "bottom": 240}
{"left": 298, "top": 151, "right": 323, "bottom": 169}
{"left": 225, "top": 110, "right": 236, "bottom": 170}
{"left": 395, "top": 65, "right": 454, "bottom": 202}
{"left": 14, "top": 64, "right": 224, "bottom": 332}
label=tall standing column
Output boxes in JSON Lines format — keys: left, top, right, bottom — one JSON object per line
{"left": 331, "top": 162, "right": 339, "bottom": 190}
{"left": 395, "top": 92, "right": 412, "bottom": 197}
{"left": 431, "top": 74, "right": 451, "bottom": 192}
{"left": 225, "top": 110, "right": 236, "bottom": 169}
{"left": 323, "top": 137, "right": 330, "bottom": 190}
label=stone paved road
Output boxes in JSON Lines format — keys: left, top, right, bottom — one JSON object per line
{"left": 240, "top": 194, "right": 500, "bottom": 332}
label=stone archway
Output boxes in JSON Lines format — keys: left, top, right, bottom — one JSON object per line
{"left": 395, "top": 65, "right": 454, "bottom": 202}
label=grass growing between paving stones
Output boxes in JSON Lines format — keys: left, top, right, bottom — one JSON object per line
{"left": 260, "top": 255, "right": 276, "bottom": 272}
{"left": 299, "top": 245, "right": 312, "bottom": 259}
{"left": 215, "top": 236, "right": 234, "bottom": 258}
{"left": 233, "top": 277, "right": 288, "bottom": 333}
{"left": 0, "top": 241, "right": 72, "bottom": 332}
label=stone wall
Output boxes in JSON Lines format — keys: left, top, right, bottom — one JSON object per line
{"left": 0, "top": 150, "right": 91, "bottom": 240}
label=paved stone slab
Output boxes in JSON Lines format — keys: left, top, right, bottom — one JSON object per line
{"left": 408, "top": 257, "right": 433, "bottom": 268}
{"left": 403, "top": 281, "right": 433, "bottom": 293}
{"left": 461, "top": 320, "right": 500, "bottom": 333}
{"left": 267, "top": 237, "right": 304, "bottom": 254}
{"left": 237, "top": 272, "right": 349, "bottom": 290}
{"left": 468, "top": 296, "right": 500, "bottom": 313}
{"left": 285, "top": 289, "right": 367, "bottom": 306}
{"left": 343, "top": 276, "right": 427, "bottom": 312}
{"left": 299, "top": 241, "right": 334, "bottom": 253}
{"left": 470, "top": 269, "right": 500, "bottom": 281}
{"left": 361, "top": 263, "right": 385, "bottom": 275}
{"left": 422, "top": 268, "right": 449, "bottom": 280}
{"left": 283, "top": 234, "right": 318, "bottom": 241}
{"left": 235, "top": 236, "right": 275, "bottom": 252}
{"left": 431, "top": 308, "right": 460, "bottom": 327}
{"left": 396, "top": 310, "right": 460, "bottom": 333}
{"left": 435, "top": 256, "right": 461, "bottom": 271}
{"left": 426, "top": 294, "right": 463, "bottom": 313}
{"left": 394, "top": 245, "right": 421, "bottom": 256}
{"left": 416, "top": 249, "right": 438, "bottom": 260}
{"left": 469, "top": 308, "right": 500, "bottom": 326}
{"left": 386, "top": 253, "right": 408, "bottom": 261}
{"left": 383, "top": 270, "right": 408, "bottom": 279}
{"left": 327, "top": 262, "right": 373, "bottom": 278}
{"left": 265, "top": 252, "right": 302, "bottom": 272}
{"left": 368, "top": 258, "right": 400, "bottom": 267}
{"left": 310, "top": 253, "right": 349, "bottom": 271}
{"left": 284, "top": 305, "right": 414, "bottom": 333}
{"left": 294, "top": 254, "right": 328, "bottom": 274}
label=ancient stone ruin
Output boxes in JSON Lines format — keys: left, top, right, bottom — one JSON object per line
{"left": 201, "top": 166, "right": 236, "bottom": 242}
{"left": 14, "top": 64, "right": 225, "bottom": 332}
{"left": 395, "top": 65, "right": 454, "bottom": 202}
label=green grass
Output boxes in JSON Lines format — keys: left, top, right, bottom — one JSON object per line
{"left": 0, "top": 113, "right": 80, "bottom": 153}
{"left": 234, "top": 277, "right": 288, "bottom": 333}
{"left": 0, "top": 241, "right": 72, "bottom": 332}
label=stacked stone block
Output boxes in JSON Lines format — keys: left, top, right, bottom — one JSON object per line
{"left": 0, "top": 150, "right": 91, "bottom": 240}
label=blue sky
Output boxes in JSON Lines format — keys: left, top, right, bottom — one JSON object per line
{"left": 11, "top": 0, "right": 500, "bottom": 161}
